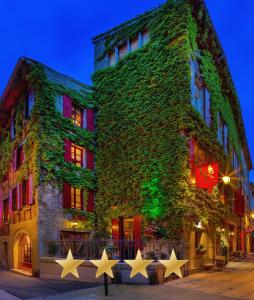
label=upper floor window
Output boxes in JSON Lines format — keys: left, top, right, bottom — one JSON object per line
{"left": 191, "top": 60, "right": 210, "bottom": 127}
{"left": 217, "top": 113, "right": 228, "bottom": 153}
{"left": 71, "top": 104, "right": 83, "bottom": 128}
{"left": 21, "top": 180, "right": 28, "bottom": 207}
{"left": 71, "top": 144, "right": 84, "bottom": 167}
{"left": 108, "top": 30, "right": 150, "bottom": 66}
{"left": 10, "top": 112, "right": 16, "bottom": 140}
{"left": 62, "top": 95, "right": 95, "bottom": 132}
{"left": 12, "top": 187, "right": 18, "bottom": 211}
{"left": 25, "top": 89, "right": 35, "bottom": 119}
{"left": 16, "top": 144, "right": 24, "bottom": 169}
{"left": 3, "top": 199, "right": 9, "bottom": 222}
{"left": 71, "top": 187, "right": 83, "bottom": 210}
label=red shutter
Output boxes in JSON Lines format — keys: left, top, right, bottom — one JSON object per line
{"left": 19, "top": 183, "right": 23, "bottom": 209}
{"left": 9, "top": 190, "right": 12, "bottom": 214}
{"left": 17, "top": 184, "right": 21, "bottom": 210}
{"left": 12, "top": 150, "right": 17, "bottom": 171}
{"left": 63, "top": 182, "right": 71, "bottom": 208}
{"left": 133, "top": 215, "right": 143, "bottom": 250}
{"left": 86, "top": 150, "right": 94, "bottom": 170}
{"left": 112, "top": 219, "right": 120, "bottom": 241}
{"left": 64, "top": 139, "right": 72, "bottom": 162}
{"left": 22, "top": 146, "right": 25, "bottom": 163}
{"left": 234, "top": 189, "right": 245, "bottom": 217}
{"left": 0, "top": 189, "right": 3, "bottom": 225}
{"left": 86, "top": 109, "right": 95, "bottom": 132}
{"left": 28, "top": 175, "right": 33, "bottom": 205}
{"left": 87, "top": 191, "right": 95, "bottom": 212}
{"left": 63, "top": 95, "right": 72, "bottom": 118}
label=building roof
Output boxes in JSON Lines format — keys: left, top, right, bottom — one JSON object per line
{"left": 0, "top": 57, "right": 91, "bottom": 126}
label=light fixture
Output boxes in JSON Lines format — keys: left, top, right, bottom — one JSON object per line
{"left": 251, "top": 213, "right": 254, "bottom": 219}
{"left": 222, "top": 176, "right": 231, "bottom": 185}
{"left": 71, "top": 221, "right": 78, "bottom": 229}
{"left": 195, "top": 221, "right": 203, "bottom": 229}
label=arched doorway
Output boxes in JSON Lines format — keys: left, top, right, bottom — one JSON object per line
{"left": 18, "top": 234, "right": 32, "bottom": 271}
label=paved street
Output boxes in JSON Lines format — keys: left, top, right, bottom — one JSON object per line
{"left": 0, "top": 271, "right": 101, "bottom": 300}
{"left": 1, "top": 256, "right": 254, "bottom": 299}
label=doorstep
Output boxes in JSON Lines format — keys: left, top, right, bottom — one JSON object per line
{"left": 10, "top": 268, "right": 32, "bottom": 277}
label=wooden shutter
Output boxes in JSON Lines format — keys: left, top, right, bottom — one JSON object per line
{"left": 87, "top": 191, "right": 95, "bottom": 212}
{"left": 86, "top": 150, "right": 94, "bottom": 170}
{"left": 86, "top": 109, "right": 95, "bottom": 132}
{"left": 112, "top": 219, "right": 120, "bottom": 241}
{"left": 18, "top": 183, "right": 23, "bottom": 209}
{"left": 205, "top": 89, "right": 211, "bottom": 127}
{"left": 63, "top": 182, "right": 71, "bottom": 208}
{"left": 64, "top": 139, "right": 72, "bottom": 162}
{"left": 17, "top": 184, "right": 21, "bottom": 210}
{"left": 9, "top": 190, "right": 12, "bottom": 214}
{"left": 133, "top": 216, "right": 142, "bottom": 241}
{"left": 63, "top": 95, "right": 72, "bottom": 118}
{"left": 133, "top": 215, "right": 143, "bottom": 250}
{"left": 83, "top": 109, "right": 87, "bottom": 129}
{"left": 12, "top": 150, "right": 17, "bottom": 171}
{"left": 0, "top": 189, "right": 3, "bottom": 225}
{"left": 55, "top": 95, "right": 63, "bottom": 115}
{"left": 28, "top": 175, "right": 33, "bottom": 205}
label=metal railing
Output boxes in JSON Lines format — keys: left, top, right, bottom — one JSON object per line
{"left": 44, "top": 239, "right": 186, "bottom": 261}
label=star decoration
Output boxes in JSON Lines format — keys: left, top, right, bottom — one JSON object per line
{"left": 90, "top": 249, "right": 119, "bottom": 278}
{"left": 55, "top": 249, "right": 85, "bottom": 278}
{"left": 125, "top": 249, "right": 153, "bottom": 278}
{"left": 159, "top": 249, "right": 188, "bottom": 278}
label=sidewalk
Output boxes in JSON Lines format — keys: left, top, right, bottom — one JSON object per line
{"left": 30, "top": 284, "right": 236, "bottom": 300}
{"left": 0, "top": 290, "right": 20, "bottom": 300}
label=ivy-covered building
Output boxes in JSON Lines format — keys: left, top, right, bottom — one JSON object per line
{"left": 93, "top": 0, "right": 252, "bottom": 270}
{"left": 0, "top": 57, "right": 95, "bottom": 276}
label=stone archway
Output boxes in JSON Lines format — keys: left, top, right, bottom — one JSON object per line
{"left": 13, "top": 229, "right": 32, "bottom": 272}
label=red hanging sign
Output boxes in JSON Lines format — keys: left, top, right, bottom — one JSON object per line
{"left": 195, "top": 163, "right": 219, "bottom": 192}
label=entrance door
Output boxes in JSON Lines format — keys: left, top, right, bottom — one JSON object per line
{"left": 18, "top": 234, "right": 32, "bottom": 270}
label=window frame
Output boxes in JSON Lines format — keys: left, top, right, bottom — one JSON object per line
{"left": 71, "top": 143, "right": 84, "bottom": 168}
{"left": 71, "top": 187, "right": 83, "bottom": 210}
{"left": 71, "top": 104, "right": 83, "bottom": 128}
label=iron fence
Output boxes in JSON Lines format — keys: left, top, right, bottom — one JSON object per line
{"left": 44, "top": 239, "right": 186, "bottom": 261}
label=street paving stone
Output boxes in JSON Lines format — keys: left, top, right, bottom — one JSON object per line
{"left": 1, "top": 256, "right": 254, "bottom": 299}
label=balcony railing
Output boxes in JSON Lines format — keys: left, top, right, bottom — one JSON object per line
{"left": 0, "top": 222, "right": 10, "bottom": 236}
{"left": 44, "top": 239, "right": 186, "bottom": 261}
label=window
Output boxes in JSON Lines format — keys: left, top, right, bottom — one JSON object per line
{"left": 3, "top": 199, "right": 9, "bottom": 222}
{"left": 25, "top": 89, "right": 35, "bottom": 118}
{"left": 191, "top": 60, "right": 210, "bottom": 126}
{"left": 10, "top": 113, "right": 16, "bottom": 140}
{"left": 22, "top": 180, "right": 28, "bottom": 207}
{"left": 130, "top": 36, "right": 139, "bottom": 51}
{"left": 12, "top": 187, "right": 17, "bottom": 211}
{"left": 119, "top": 43, "right": 128, "bottom": 60}
{"left": 109, "top": 51, "right": 116, "bottom": 66}
{"left": 217, "top": 113, "right": 228, "bottom": 153}
{"left": 71, "top": 187, "right": 83, "bottom": 210}
{"left": 71, "top": 144, "right": 84, "bottom": 167}
{"left": 71, "top": 104, "right": 83, "bottom": 127}
{"left": 16, "top": 144, "right": 24, "bottom": 169}
{"left": 142, "top": 30, "right": 149, "bottom": 45}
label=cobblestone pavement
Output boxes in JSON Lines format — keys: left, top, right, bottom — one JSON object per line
{"left": 166, "top": 255, "right": 254, "bottom": 300}
{"left": 1, "top": 256, "right": 254, "bottom": 299}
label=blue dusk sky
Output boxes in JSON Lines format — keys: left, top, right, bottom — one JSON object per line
{"left": 0, "top": 0, "right": 253, "bottom": 181}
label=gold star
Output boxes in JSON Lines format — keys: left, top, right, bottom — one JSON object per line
{"left": 55, "top": 249, "right": 85, "bottom": 278}
{"left": 125, "top": 250, "right": 153, "bottom": 278}
{"left": 90, "top": 249, "right": 119, "bottom": 278}
{"left": 159, "top": 249, "right": 188, "bottom": 278}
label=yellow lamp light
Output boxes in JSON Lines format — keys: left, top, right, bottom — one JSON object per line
{"left": 222, "top": 176, "right": 231, "bottom": 185}
{"left": 251, "top": 213, "right": 254, "bottom": 219}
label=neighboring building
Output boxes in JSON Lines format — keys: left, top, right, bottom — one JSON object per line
{"left": 0, "top": 57, "right": 95, "bottom": 276}
{"left": 93, "top": 0, "right": 252, "bottom": 271}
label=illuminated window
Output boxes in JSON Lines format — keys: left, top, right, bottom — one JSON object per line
{"left": 71, "top": 105, "right": 83, "bottom": 127}
{"left": 71, "top": 144, "right": 84, "bottom": 167}
{"left": 71, "top": 187, "right": 83, "bottom": 210}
